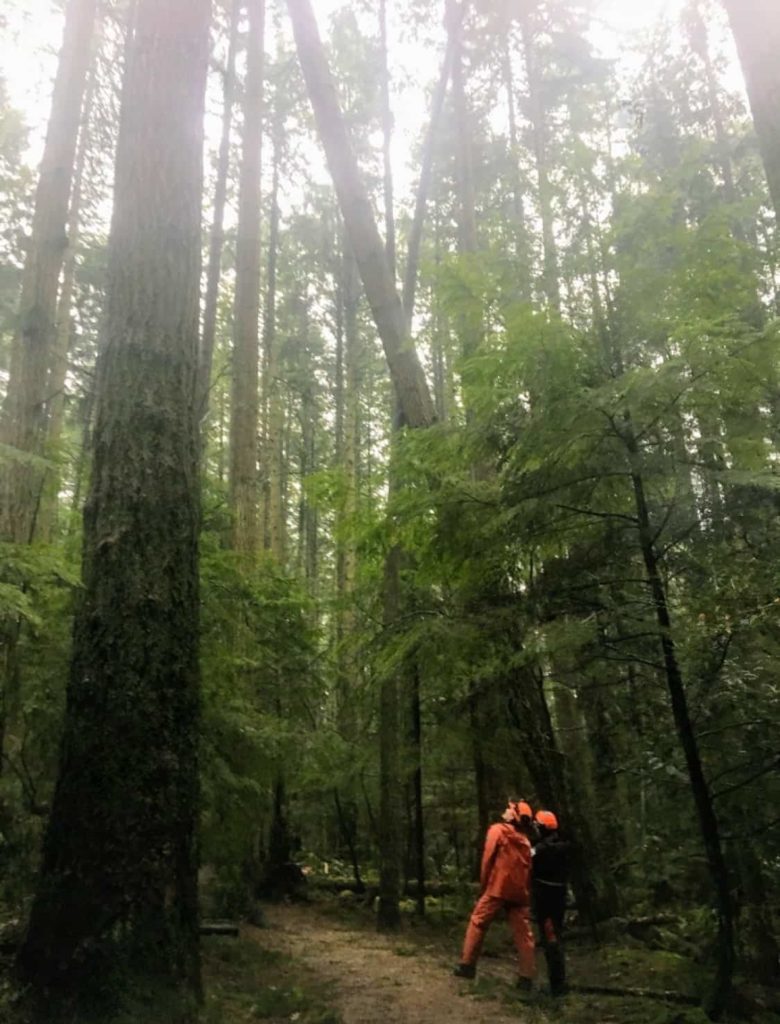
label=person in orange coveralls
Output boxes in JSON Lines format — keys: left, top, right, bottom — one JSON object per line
{"left": 453, "top": 799, "right": 535, "bottom": 990}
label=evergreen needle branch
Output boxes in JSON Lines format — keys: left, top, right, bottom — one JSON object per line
{"left": 600, "top": 630, "right": 665, "bottom": 644}
{"left": 712, "top": 756, "right": 780, "bottom": 801}
{"left": 698, "top": 718, "right": 779, "bottom": 739}
{"left": 656, "top": 519, "right": 701, "bottom": 557}
{"left": 594, "top": 651, "right": 666, "bottom": 672}
{"left": 648, "top": 499, "right": 679, "bottom": 548}
{"left": 554, "top": 503, "right": 638, "bottom": 524}
{"left": 511, "top": 470, "right": 630, "bottom": 504}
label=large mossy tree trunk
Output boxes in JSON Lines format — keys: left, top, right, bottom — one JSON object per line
{"left": 17, "top": 0, "right": 211, "bottom": 1011}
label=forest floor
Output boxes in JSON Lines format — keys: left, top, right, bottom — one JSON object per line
{"left": 1, "top": 895, "right": 777, "bottom": 1023}
{"left": 199, "top": 897, "right": 769, "bottom": 1024}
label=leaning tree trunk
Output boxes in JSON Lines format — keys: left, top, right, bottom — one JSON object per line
{"left": 287, "top": 0, "right": 438, "bottom": 932}
{"left": 286, "top": 0, "right": 435, "bottom": 431}
{"left": 0, "top": 0, "right": 98, "bottom": 545}
{"left": 229, "top": 0, "right": 265, "bottom": 557}
{"left": 723, "top": 0, "right": 780, "bottom": 227}
{"left": 18, "top": 0, "right": 211, "bottom": 1009}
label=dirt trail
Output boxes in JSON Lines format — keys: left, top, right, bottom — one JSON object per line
{"left": 250, "top": 904, "right": 536, "bottom": 1024}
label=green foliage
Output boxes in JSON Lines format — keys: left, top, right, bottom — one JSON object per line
{"left": 199, "top": 538, "right": 319, "bottom": 911}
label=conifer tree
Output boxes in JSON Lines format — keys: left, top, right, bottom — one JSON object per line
{"left": 18, "top": 0, "right": 211, "bottom": 1010}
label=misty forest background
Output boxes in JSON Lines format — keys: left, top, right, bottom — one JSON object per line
{"left": 0, "top": 0, "right": 779, "bottom": 1020}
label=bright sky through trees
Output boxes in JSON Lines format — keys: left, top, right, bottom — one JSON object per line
{"left": 2, "top": 0, "right": 740, "bottom": 175}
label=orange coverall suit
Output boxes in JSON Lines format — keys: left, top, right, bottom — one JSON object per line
{"left": 460, "top": 822, "right": 535, "bottom": 980}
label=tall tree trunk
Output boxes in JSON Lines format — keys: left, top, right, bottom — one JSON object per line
{"left": 519, "top": 6, "right": 561, "bottom": 313}
{"left": 230, "top": 0, "right": 265, "bottom": 557}
{"left": 506, "top": 662, "right": 605, "bottom": 928}
{"left": 378, "top": 543, "right": 404, "bottom": 929}
{"left": 332, "top": 236, "right": 362, "bottom": 864}
{"left": 341, "top": 238, "right": 360, "bottom": 619}
{"left": 266, "top": 386, "right": 285, "bottom": 560}
{"left": 1, "top": 0, "right": 99, "bottom": 544}
{"left": 198, "top": 0, "right": 240, "bottom": 427}
{"left": 298, "top": 335, "right": 318, "bottom": 601}
{"left": 732, "top": 828, "right": 780, "bottom": 985}
{"left": 409, "top": 658, "right": 425, "bottom": 916}
{"left": 379, "top": 0, "right": 395, "bottom": 276}
{"left": 401, "top": 7, "right": 458, "bottom": 329}
{"left": 621, "top": 417, "right": 734, "bottom": 1020}
{"left": 37, "top": 61, "right": 98, "bottom": 543}
{"left": 18, "top": 0, "right": 210, "bottom": 1006}
{"left": 449, "top": 1, "right": 477, "bottom": 264}
{"left": 379, "top": 0, "right": 429, "bottom": 921}
{"left": 261, "top": 101, "right": 282, "bottom": 552}
{"left": 501, "top": 23, "right": 531, "bottom": 297}
{"left": 723, "top": 0, "right": 780, "bottom": 226}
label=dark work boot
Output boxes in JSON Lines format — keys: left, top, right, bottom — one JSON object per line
{"left": 453, "top": 963, "right": 476, "bottom": 979}
{"left": 546, "top": 942, "right": 567, "bottom": 996}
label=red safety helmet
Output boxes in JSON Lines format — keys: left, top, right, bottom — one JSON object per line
{"left": 506, "top": 800, "right": 533, "bottom": 822}
{"left": 535, "top": 809, "right": 558, "bottom": 831}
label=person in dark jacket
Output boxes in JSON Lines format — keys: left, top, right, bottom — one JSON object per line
{"left": 532, "top": 809, "right": 570, "bottom": 996}
{"left": 453, "top": 800, "right": 535, "bottom": 989}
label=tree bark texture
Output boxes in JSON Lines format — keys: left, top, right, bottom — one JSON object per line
{"left": 18, "top": 0, "right": 210, "bottom": 1003}
{"left": 286, "top": 0, "right": 435, "bottom": 431}
{"left": 230, "top": 0, "right": 265, "bottom": 557}
{"left": 723, "top": 0, "right": 780, "bottom": 227}
{"left": 1, "top": 0, "right": 98, "bottom": 544}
